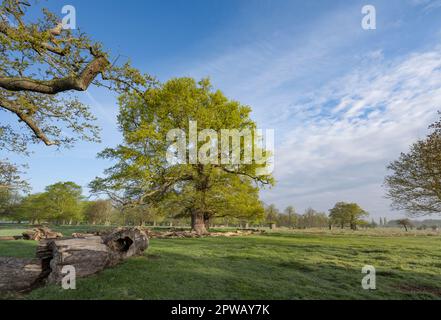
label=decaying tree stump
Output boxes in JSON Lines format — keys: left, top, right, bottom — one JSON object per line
{"left": 0, "top": 227, "right": 148, "bottom": 293}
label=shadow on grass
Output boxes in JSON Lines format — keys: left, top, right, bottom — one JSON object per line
{"left": 0, "top": 230, "right": 438, "bottom": 300}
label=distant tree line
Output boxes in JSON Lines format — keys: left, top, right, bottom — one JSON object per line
{"left": 0, "top": 180, "right": 261, "bottom": 227}
{"left": 386, "top": 219, "right": 441, "bottom": 231}
{"left": 262, "top": 202, "right": 379, "bottom": 230}
{"left": 262, "top": 204, "right": 329, "bottom": 229}
{"left": 8, "top": 180, "right": 439, "bottom": 232}
{"left": 1, "top": 179, "right": 384, "bottom": 230}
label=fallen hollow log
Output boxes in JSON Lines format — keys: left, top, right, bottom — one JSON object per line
{"left": 37, "top": 227, "right": 148, "bottom": 284}
{"left": 0, "top": 227, "right": 148, "bottom": 293}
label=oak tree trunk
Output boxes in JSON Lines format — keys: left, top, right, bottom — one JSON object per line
{"left": 204, "top": 213, "right": 211, "bottom": 231}
{"left": 191, "top": 212, "right": 207, "bottom": 234}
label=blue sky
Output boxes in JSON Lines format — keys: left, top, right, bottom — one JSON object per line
{"left": 4, "top": 0, "right": 441, "bottom": 219}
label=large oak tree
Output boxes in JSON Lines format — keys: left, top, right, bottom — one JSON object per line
{"left": 90, "top": 78, "right": 273, "bottom": 233}
{"left": 163, "top": 173, "right": 265, "bottom": 230}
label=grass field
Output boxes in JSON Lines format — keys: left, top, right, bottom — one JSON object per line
{"left": 1, "top": 224, "right": 441, "bottom": 300}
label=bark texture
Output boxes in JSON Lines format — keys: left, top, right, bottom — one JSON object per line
{"left": 37, "top": 227, "right": 148, "bottom": 284}
{"left": 0, "top": 258, "right": 44, "bottom": 293}
{"left": 0, "top": 56, "right": 109, "bottom": 94}
{"left": 0, "top": 227, "right": 148, "bottom": 293}
{"left": 191, "top": 212, "right": 208, "bottom": 234}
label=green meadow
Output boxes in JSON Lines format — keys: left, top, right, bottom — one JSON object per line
{"left": 1, "top": 225, "right": 440, "bottom": 300}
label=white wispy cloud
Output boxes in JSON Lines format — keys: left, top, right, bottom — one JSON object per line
{"left": 410, "top": 0, "right": 441, "bottom": 12}
{"left": 184, "top": 3, "right": 441, "bottom": 218}
{"left": 266, "top": 46, "right": 441, "bottom": 217}
{"left": 187, "top": 4, "right": 367, "bottom": 121}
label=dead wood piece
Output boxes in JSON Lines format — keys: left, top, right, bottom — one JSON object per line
{"left": 240, "top": 228, "right": 262, "bottom": 232}
{"left": 102, "top": 227, "right": 149, "bottom": 259}
{"left": 0, "top": 236, "right": 16, "bottom": 241}
{"left": 37, "top": 227, "right": 148, "bottom": 284}
{"left": 0, "top": 235, "right": 25, "bottom": 241}
{"left": 22, "top": 227, "right": 63, "bottom": 241}
{"left": 0, "top": 257, "right": 45, "bottom": 293}
{"left": 42, "top": 236, "right": 114, "bottom": 283}
{"left": 71, "top": 232, "right": 96, "bottom": 238}
{"left": 144, "top": 228, "right": 266, "bottom": 239}
{"left": 1, "top": 227, "right": 148, "bottom": 293}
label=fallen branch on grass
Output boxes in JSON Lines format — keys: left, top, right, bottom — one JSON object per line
{"left": 0, "top": 236, "right": 23, "bottom": 241}
{"left": 0, "top": 227, "right": 62, "bottom": 242}
{"left": 22, "top": 227, "right": 63, "bottom": 241}
{"left": 70, "top": 228, "right": 265, "bottom": 239}
{"left": 145, "top": 229, "right": 265, "bottom": 239}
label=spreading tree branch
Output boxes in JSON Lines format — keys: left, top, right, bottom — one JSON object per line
{"left": 0, "top": 55, "right": 109, "bottom": 94}
{"left": 0, "top": 96, "right": 56, "bottom": 145}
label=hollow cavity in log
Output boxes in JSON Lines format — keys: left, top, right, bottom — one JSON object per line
{"left": 0, "top": 227, "right": 149, "bottom": 293}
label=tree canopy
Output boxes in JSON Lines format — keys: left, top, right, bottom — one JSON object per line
{"left": 329, "top": 202, "right": 368, "bottom": 230}
{"left": 91, "top": 77, "right": 274, "bottom": 233}
{"left": 0, "top": 0, "right": 152, "bottom": 152}
{"left": 0, "top": 160, "right": 28, "bottom": 191}
{"left": 0, "top": 160, "right": 28, "bottom": 216}
{"left": 297, "top": 208, "right": 329, "bottom": 229}
{"left": 13, "top": 181, "right": 84, "bottom": 223}
{"left": 83, "top": 199, "right": 113, "bottom": 225}
{"left": 385, "top": 114, "right": 441, "bottom": 216}
{"left": 265, "top": 204, "right": 279, "bottom": 225}
{"left": 284, "top": 206, "right": 296, "bottom": 227}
